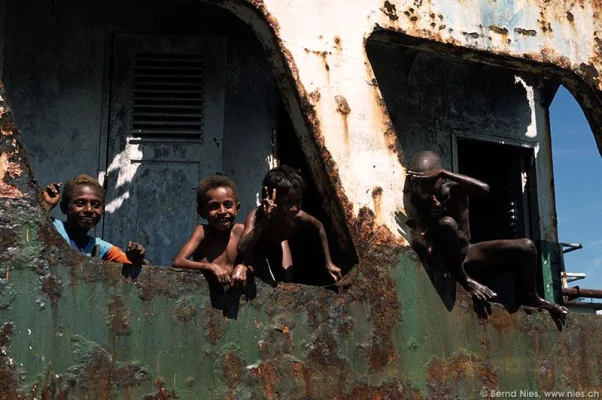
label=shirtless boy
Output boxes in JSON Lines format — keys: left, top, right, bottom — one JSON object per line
{"left": 406, "top": 150, "right": 568, "bottom": 318}
{"left": 172, "top": 174, "right": 248, "bottom": 287}
{"left": 237, "top": 166, "right": 343, "bottom": 285}
{"left": 40, "top": 174, "right": 146, "bottom": 264}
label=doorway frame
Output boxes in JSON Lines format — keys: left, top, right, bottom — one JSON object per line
{"left": 451, "top": 131, "right": 540, "bottom": 242}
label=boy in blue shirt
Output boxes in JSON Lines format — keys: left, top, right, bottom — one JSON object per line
{"left": 40, "top": 174, "right": 146, "bottom": 264}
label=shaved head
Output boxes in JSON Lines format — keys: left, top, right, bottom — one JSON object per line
{"left": 409, "top": 151, "right": 442, "bottom": 173}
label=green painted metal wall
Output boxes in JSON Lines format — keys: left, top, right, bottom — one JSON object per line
{"left": 2, "top": 207, "right": 602, "bottom": 398}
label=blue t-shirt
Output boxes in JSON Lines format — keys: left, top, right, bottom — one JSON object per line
{"left": 53, "top": 219, "right": 113, "bottom": 259}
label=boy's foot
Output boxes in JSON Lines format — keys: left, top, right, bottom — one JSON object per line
{"left": 464, "top": 278, "right": 497, "bottom": 301}
{"left": 525, "top": 296, "right": 569, "bottom": 319}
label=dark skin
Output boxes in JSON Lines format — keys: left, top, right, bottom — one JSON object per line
{"left": 237, "top": 187, "right": 343, "bottom": 283}
{"left": 407, "top": 152, "right": 568, "bottom": 318}
{"left": 172, "top": 187, "right": 248, "bottom": 287}
{"left": 41, "top": 182, "right": 146, "bottom": 264}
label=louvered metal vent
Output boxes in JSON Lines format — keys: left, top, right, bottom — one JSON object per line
{"left": 130, "top": 52, "right": 204, "bottom": 140}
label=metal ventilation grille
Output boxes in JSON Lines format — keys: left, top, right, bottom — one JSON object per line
{"left": 130, "top": 52, "right": 204, "bottom": 140}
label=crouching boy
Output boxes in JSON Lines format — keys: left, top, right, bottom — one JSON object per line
{"left": 40, "top": 174, "right": 147, "bottom": 265}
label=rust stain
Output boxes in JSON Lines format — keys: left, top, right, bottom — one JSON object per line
{"left": 0, "top": 181, "right": 24, "bottom": 198}
{"left": 514, "top": 27, "right": 537, "bottom": 36}
{"left": 204, "top": 306, "right": 225, "bottom": 344}
{"left": 486, "top": 307, "right": 517, "bottom": 333}
{"left": 355, "top": 206, "right": 397, "bottom": 245}
{"left": 334, "top": 95, "right": 351, "bottom": 116}
{"left": 380, "top": 1, "right": 399, "bottom": 22}
{"left": 488, "top": 25, "right": 509, "bottom": 35}
{"left": 579, "top": 62, "right": 599, "bottom": 81}
{"left": 251, "top": 361, "right": 278, "bottom": 400}
{"left": 305, "top": 48, "right": 332, "bottom": 71}
{"left": 107, "top": 295, "right": 132, "bottom": 335}
{"left": 308, "top": 89, "right": 321, "bottom": 103}
{"left": 143, "top": 379, "right": 177, "bottom": 400}
{"left": 173, "top": 297, "right": 198, "bottom": 323}
{"left": 222, "top": 352, "right": 244, "bottom": 387}
{"left": 334, "top": 36, "right": 342, "bottom": 51}
{"left": 0, "top": 152, "right": 24, "bottom": 199}
{"left": 40, "top": 274, "right": 62, "bottom": 303}
{"left": 427, "top": 352, "right": 498, "bottom": 396}
{"left": 291, "top": 361, "right": 312, "bottom": 398}
{"left": 567, "top": 11, "right": 575, "bottom": 22}
{"left": 6, "top": 162, "right": 22, "bottom": 179}
{"left": 345, "top": 242, "right": 401, "bottom": 372}
{"left": 0, "top": 152, "right": 9, "bottom": 180}
{"left": 0, "top": 322, "right": 22, "bottom": 399}
{"left": 335, "top": 94, "right": 352, "bottom": 172}
{"left": 372, "top": 186, "right": 384, "bottom": 223}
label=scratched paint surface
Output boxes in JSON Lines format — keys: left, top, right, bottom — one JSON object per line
{"left": 2, "top": 0, "right": 602, "bottom": 398}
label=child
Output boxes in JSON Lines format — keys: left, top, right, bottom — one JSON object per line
{"left": 405, "top": 150, "right": 568, "bottom": 318}
{"left": 172, "top": 174, "right": 248, "bottom": 287}
{"left": 173, "top": 174, "right": 256, "bottom": 318}
{"left": 40, "top": 174, "right": 146, "bottom": 265}
{"left": 237, "top": 165, "right": 343, "bottom": 285}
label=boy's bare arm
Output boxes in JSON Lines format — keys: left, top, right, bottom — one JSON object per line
{"left": 297, "top": 211, "right": 343, "bottom": 282}
{"left": 238, "top": 187, "right": 279, "bottom": 256}
{"left": 408, "top": 169, "right": 489, "bottom": 196}
{"left": 173, "top": 226, "right": 231, "bottom": 284}
{"left": 40, "top": 183, "right": 62, "bottom": 213}
{"left": 237, "top": 208, "right": 267, "bottom": 263}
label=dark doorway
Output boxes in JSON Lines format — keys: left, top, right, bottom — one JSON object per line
{"left": 276, "top": 102, "right": 353, "bottom": 288}
{"left": 456, "top": 138, "right": 536, "bottom": 244}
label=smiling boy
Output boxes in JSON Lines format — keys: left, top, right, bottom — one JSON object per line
{"left": 172, "top": 174, "right": 248, "bottom": 286}
{"left": 40, "top": 174, "right": 146, "bottom": 264}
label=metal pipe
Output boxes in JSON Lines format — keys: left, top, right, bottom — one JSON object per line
{"left": 559, "top": 242, "right": 583, "bottom": 254}
{"left": 562, "top": 286, "right": 602, "bottom": 299}
{"left": 563, "top": 272, "right": 587, "bottom": 283}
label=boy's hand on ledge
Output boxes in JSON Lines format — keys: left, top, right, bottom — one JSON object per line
{"left": 232, "top": 264, "right": 247, "bottom": 287}
{"left": 326, "top": 262, "right": 343, "bottom": 282}
{"left": 126, "top": 241, "right": 146, "bottom": 265}
{"left": 41, "top": 182, "right": 61, "bottom": 212}
{"left": 211, "top": 264, "right": 231, "bottom": 285}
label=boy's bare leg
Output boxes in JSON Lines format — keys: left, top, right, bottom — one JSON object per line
{"left": 464, "top": 238, "right": 569, "bottom": 317}
{"left": 281, "top": 240, "right": 293, "bottom": 283}
{"left": 436, "top": 217, "right": 497, "bottom": 301}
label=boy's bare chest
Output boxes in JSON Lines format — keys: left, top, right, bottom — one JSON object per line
{"left": 260, "top": 220, "right": 297, "bottom": 244}
{"left": 194, "top": 234, "right": 239, "bottom": 265}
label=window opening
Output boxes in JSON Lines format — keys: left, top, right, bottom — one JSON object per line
{"left": 275, "top": 102, "right": 354, "bottom": 288}
{"left": 456, "top": 138, "right": 535, "bottom": 243}
{"left": 550, "top": 86, "right": 602, "bottom": 309}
